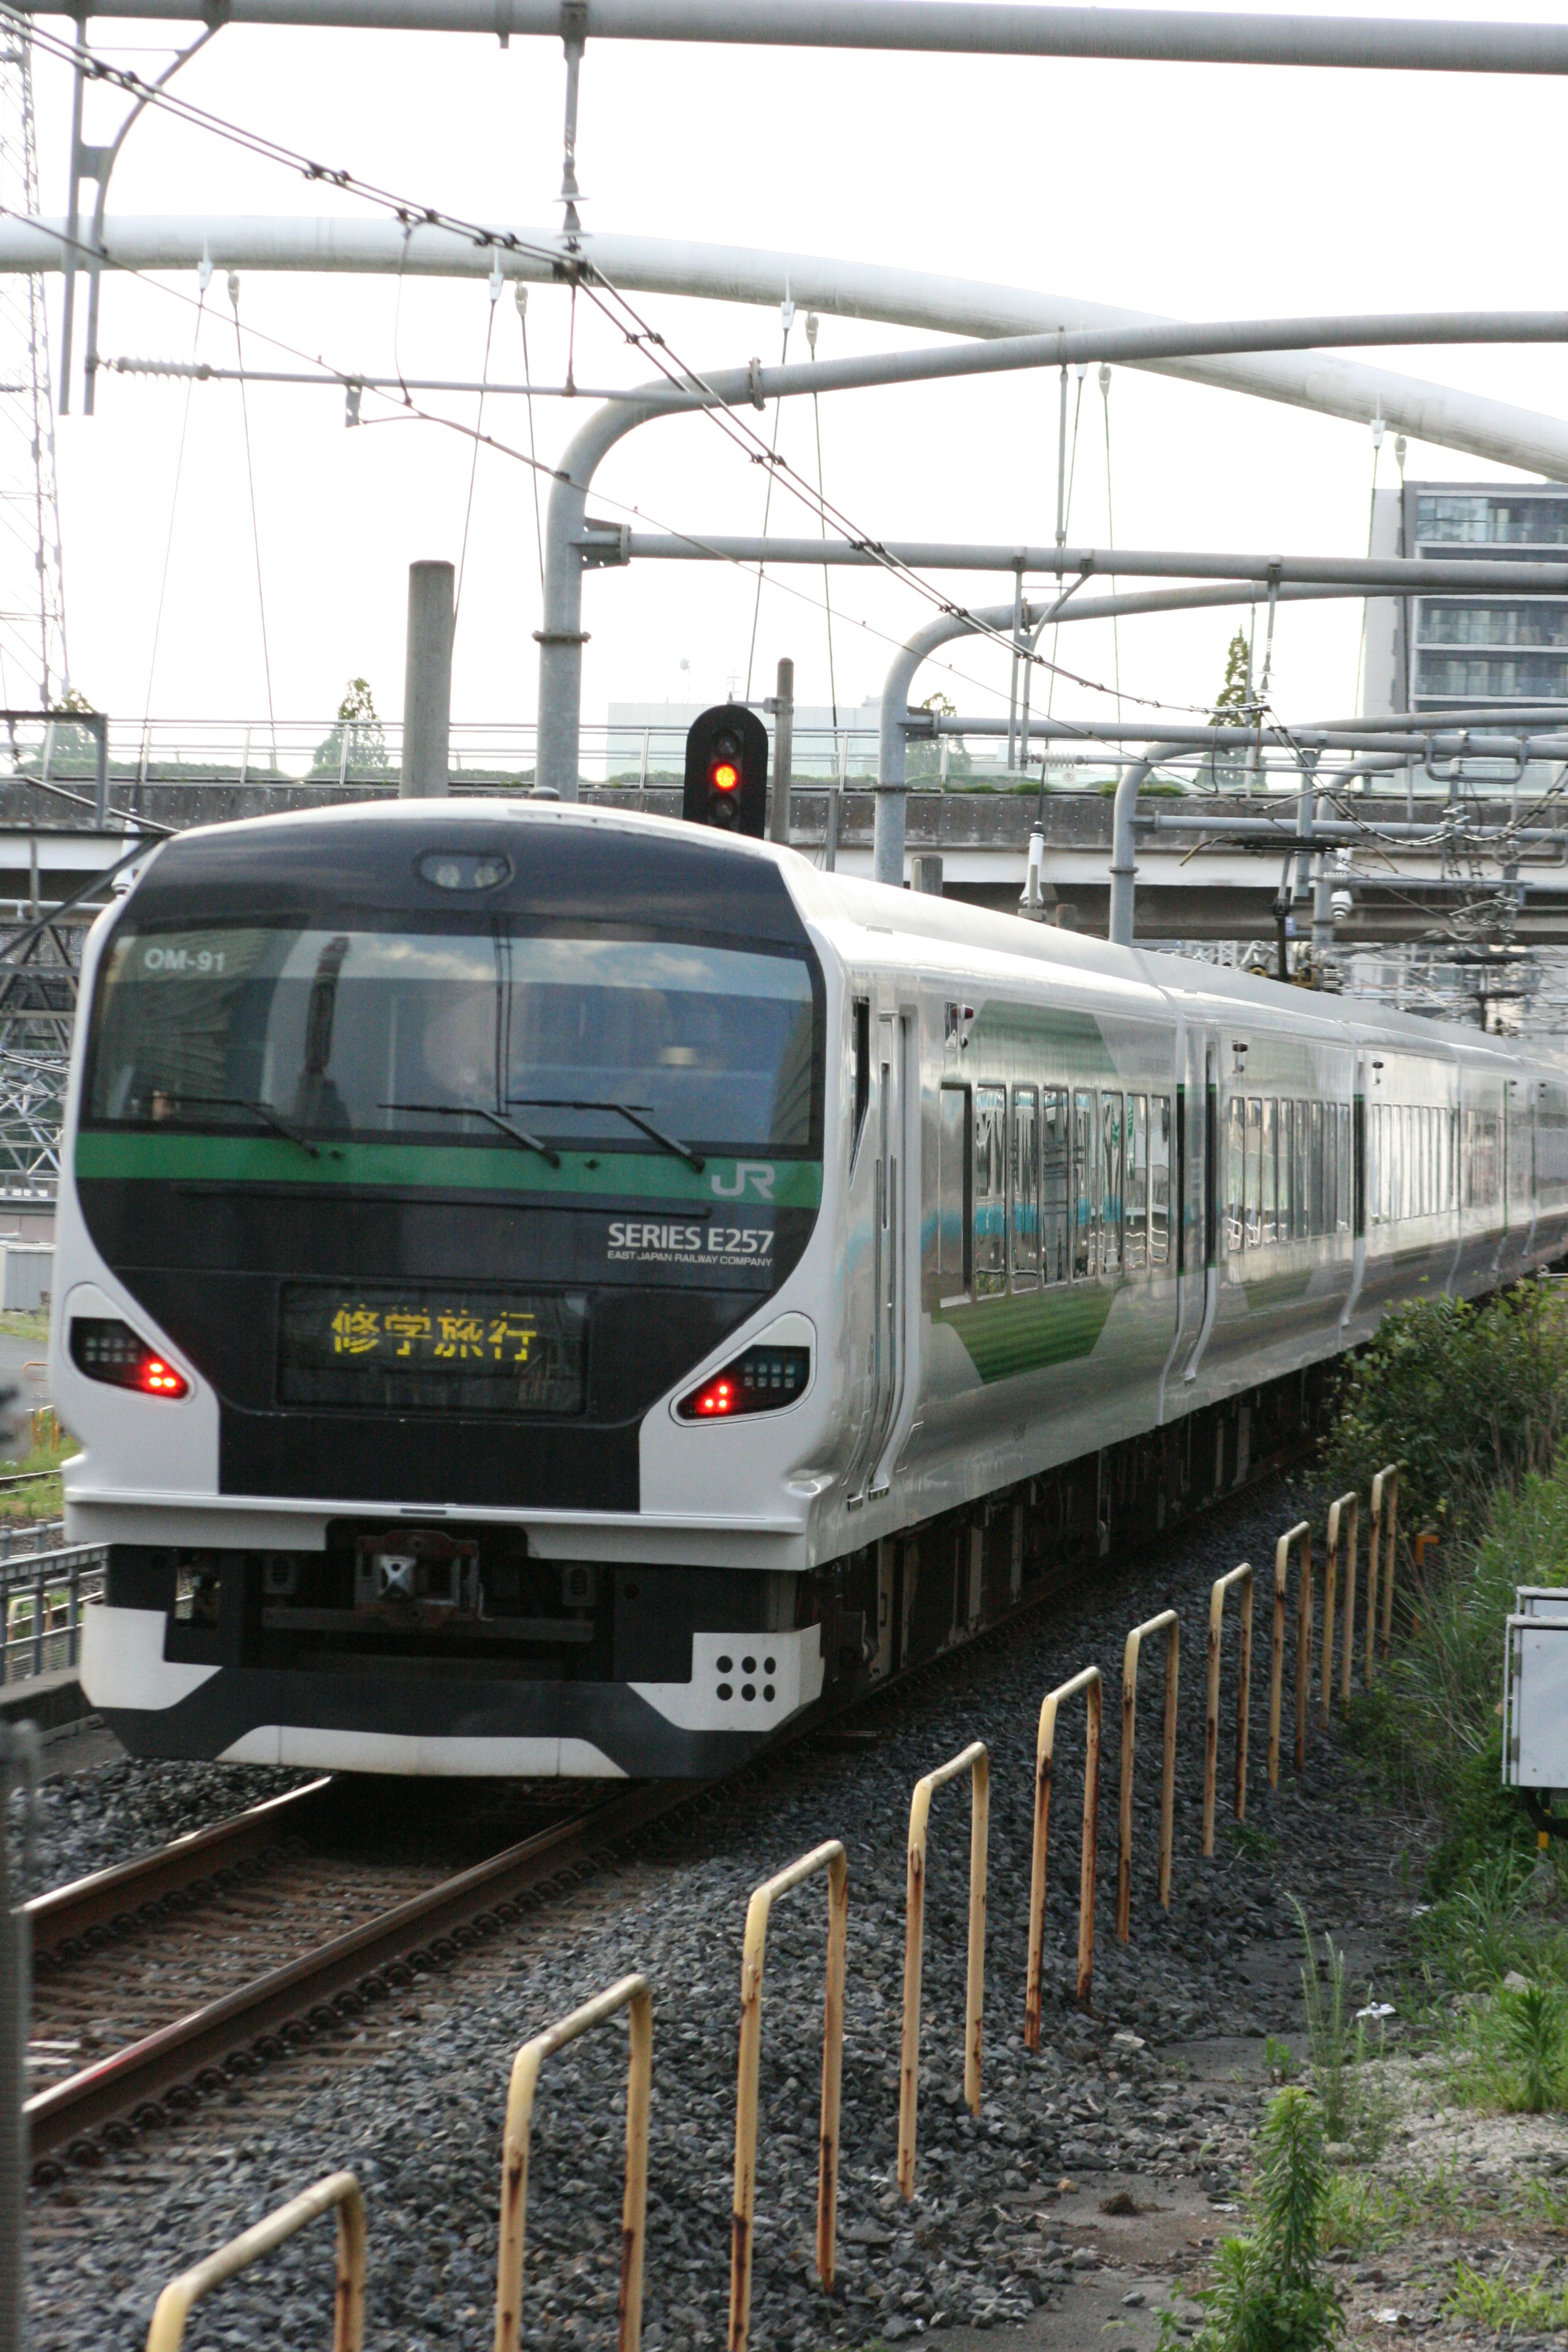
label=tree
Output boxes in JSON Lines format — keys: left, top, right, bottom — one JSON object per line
{"left": 907, "top": 689, "right": 972, "bottom": 783}
{"left": 312, "top": 678, "right": 390, "bottom": 779}
{"left": 1212, "top": 628, "right": 1253, "bottom": 721}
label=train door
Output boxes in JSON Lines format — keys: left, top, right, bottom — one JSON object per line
{"left": 846, "top": 1003, "right": 914, "bottom": 1505}
{"left": 1173, "top": 1027, "right": 1220, "bottom": 1400}
{"left": 1502, "top": 1076, "right": 1536, "bottom": 1277}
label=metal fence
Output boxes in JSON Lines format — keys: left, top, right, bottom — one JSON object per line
{"left": 0, "top": 1532, "right": 104, "bottom": 1684}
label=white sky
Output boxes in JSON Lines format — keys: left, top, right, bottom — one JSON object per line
{"left": 26, "top": 0, "right": 1568, "bottom": 743}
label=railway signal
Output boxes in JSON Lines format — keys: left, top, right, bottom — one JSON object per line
{"left": 683, "top": 703, "right": 768, "bottom": 836}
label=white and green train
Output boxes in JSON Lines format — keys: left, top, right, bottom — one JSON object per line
{"left": 48, "top": 797, "right": 1566, "bottom": 1777}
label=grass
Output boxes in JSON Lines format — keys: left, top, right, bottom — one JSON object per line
{"left": 0, "top": 1417, "right": 76, "bottom": 1523}
{"left": 1322, "top": 2160, "right": 1481, "bottom": 2254}
{"left": 1446, "top": 2260, "right": 1568, "bottom": 2332}
{"left": 0, "top": 1307, "right": 48, "bottom": 1343}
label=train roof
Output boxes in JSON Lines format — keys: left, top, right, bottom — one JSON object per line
{"left": 116, "top": 795, "right": 1559, "bottom": 1083}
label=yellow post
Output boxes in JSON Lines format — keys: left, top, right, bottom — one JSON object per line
{"left": 1372, "top": 1463, "right": 1399, "bottom": 1664}
{"left": 1321, "top": 1492, "right": 1357, "bottom": 1718}
{"left": 1203, "top": 1565, "right": 1253, "bottom": 1857}
{"left": 1025, "top": 1666, "right": 1101, "bottom": 2045}
{"left": 494, "top": 1973, "right": 653, "bottom": 2352}
{"left": 1268, "top": 1522, "right": 1312, "bottom": 1785}
{"left": 146, "top": 2172, "right": 365, "bottom": 2352}
{"left": 1117, "top": 1610, "right": 1179, "bottom": 1942}
{"left": 897, "top": 1740, "right": 988, "bottom": 2198}
{"left": 729, "top": 1841, "right": 848, "bottom": 2352}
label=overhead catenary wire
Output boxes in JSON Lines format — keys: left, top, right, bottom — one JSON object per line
{"left": 517, "top": 282, "right": 544, "bottom": 595}
{"left": 454, "top": 257, "right": 500, "bottom": 622}
{"left": 227, "top": 271, "right": 276, "bottom": 764}
{"left": 745, "top": 300, "right": 793, "bottom": 704}
{"left": 142, "top": 268, "right": 206, "bottom": 724}
{"left": 805, "top": 311, "right": 838, "bottom": 729}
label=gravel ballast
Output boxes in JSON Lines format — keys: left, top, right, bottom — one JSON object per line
{"left": 24, "top": 1470, "right": 1423, "bottom": 2351}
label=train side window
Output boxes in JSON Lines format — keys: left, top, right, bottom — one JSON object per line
{"left": 1042, "top": 1087, "right": 1069, "bottom": 1283}
{"left": 1294, "top": 1100, "right": 1310, "bottom": 1239}
{"left": 1011, "top": 1085, "right": 1040, "bottom": 1287}
{"left": 1101, "top": 1091, "right": 1124, "bottom": 1276}
{"left": 1373, "top": 1103, "right": 1386, "bottom": 1227}
{"left": 1282, "top": 1099, "right": 1295, "bottom": 1240}
{"left": 1339, "top": 1102, "right": 1353, "bottom": 1233}
{"left": 1149, "top": 1095, "right": 1171, "bottom": 1266}
{"left": 1072, "top": 1087, "right": 1098, "bottom": 1278}
{"left": 851, "top": 997, "right": 871, "bottom": 1171}
{"left": 1125, "top": 1094, "right": 1148, "bottom": 1272}
{"left": 973, "top": 1085, "right": 1007, "bottom": 1298}
{"left": 1259, "top": 1098, "right": 1277, "bottom": 1247}
{"left": 1225, "top": 1097, "right": 1245, "bottom": 1254}
{"left": 1308, "top": 1100, "right": 1323, "bottom": 1238}
{"left": 1243, "top": 1097, "right": 1263, "bottom": 1250}
{"left": 938, "top": 1084, "right": 971, "bottom": 1299}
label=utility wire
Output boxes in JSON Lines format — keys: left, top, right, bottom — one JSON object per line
{"left": 227, "top": 272, "right": 276, "bottom": 764}
{"left": 517, "top": 283, "right": 544, "bottom": 596}
{"left": 745, "top": 310, "right": 791, "bottom": 703}
{"left": 143, "top": 275, "right": 205, "bottom": 725}
{"left": 454, "top": 266, "right": 499, "bottom": 623}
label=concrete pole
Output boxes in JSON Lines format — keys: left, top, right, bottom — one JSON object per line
{"left": 401, "top": 559, "right": 454, "bottom": 798}
{"left": 770, "top": 657, "right": 793, "bottom": 844}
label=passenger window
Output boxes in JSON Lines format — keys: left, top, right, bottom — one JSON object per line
{"left": 1011, "top": 1086, "right": 1040, "bottom": 1286}
{"left": 1149, "top": 1095, "right": 1171, "bottom": 1266}
{"left": 1125, "top": 1094, "right": 1148, "bottom": 1273}
{"left": 1292, "top": 1100, "right": 1309, "bottom": 1240}
{"left": 1072, "top": 1087, "right": 1098, "bottom": 1278}
{"left": 1042, "top": 1087, "right": 1069, "bottom": 1284}
{"left": 938, "top": 1084, "right": 970, "bottom": 1298}
{"left": 1225, "top": 1098, "right": 1245, "bottom": 1255}
{"left": 1278, "top": 1100, "right": 1294, "bottom": 1242}
{"left": 1244, "top": 1097, "right": 1263, "bottom": 1250}
{"left": 973, "top": 1085, "right": 1007, "bottom": 1298}
{"left": 1339, "top": 1103, "right": 1353, "bottom": 1232}
{"left": 1261, "top": 1098, "right": 1278, "bottom": 1246}
{"left": 1101, "top": 1091, "right": 1123, "bottom": 1276}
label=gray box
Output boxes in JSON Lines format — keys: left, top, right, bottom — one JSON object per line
{"left": 0, "top": 1243, "right": 51, "bottom": 1312}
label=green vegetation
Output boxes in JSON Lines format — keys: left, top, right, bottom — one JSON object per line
{"left": 1313, "top": 1282, "right": 1568, "bottom": 2128}
{"left": 1321, "top": 2160, "right": 1480, "bottom": 2254}
{"left": 1293, "top": 1905, "right": 1401, "bottom": 2158}
{"left": 0, "top": 1308, "right": 48, "bottom": 1343}
{"left": 0, "top": 1411, "right": 76, "bottom": 1523}
{"left": 1160, "top": 2090, "right": 1341, "bottom": 2352}
{"left": 1446, "top": 2260, "right": 1568, "bottom": 2332}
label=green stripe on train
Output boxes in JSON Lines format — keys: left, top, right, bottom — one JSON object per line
{"left": 74, "top": 1129, "right": 824, "bottom": 1207}
{"left": 937, "top": 1282, "right": 1116, "bottom": 1383}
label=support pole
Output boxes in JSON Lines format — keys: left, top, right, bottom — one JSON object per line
{"left": 769, "top": 656, "right": 793, "bottom": 844}
{"left": 400, "top": 559, "right": 454, "bottom": 798}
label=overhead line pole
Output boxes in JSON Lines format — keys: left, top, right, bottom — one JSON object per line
{"left": 13, "top": 0, "right": 1568, "bottom": 76}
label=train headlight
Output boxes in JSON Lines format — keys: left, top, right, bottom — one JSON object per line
{"left": 69, "top": 1316, "right": 189, "bottom": 1399}
{"left": 677, "top": 1345, "right": 810, "bottom": 1421}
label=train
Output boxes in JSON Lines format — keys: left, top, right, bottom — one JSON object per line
{"left": 52, "top": 795, "right": 1568, "bottom": 1777}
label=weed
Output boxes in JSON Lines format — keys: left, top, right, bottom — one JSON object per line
{"left": 1501, "top": 1982, "right": 1568, "bottom": 2113}
{"left": 1265, "top": 2037, "right": 1298, "bottom": 2087}
{"left": 1294, "top": 1902, "right": 1355, "bottom": 2140}
{"left": 1158, "top": 2089, "right": 1341, "bottom": 2352}
{"left": 1520, "top": 2176, "right": 1568, "bottom": 2233}
{"left": 1227, "top": 1822, "right": 1279, "bottom": 1861}
{"left": 1447, "top": 2261, "right": 1568, "bottom": 2332}
{"left": 1322, "top": 2160, "right": 1477, "bottom": 2254}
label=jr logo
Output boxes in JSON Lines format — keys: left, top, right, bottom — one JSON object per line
{"left": 711, "top": 1161, "right": 776, "bottom": 1201}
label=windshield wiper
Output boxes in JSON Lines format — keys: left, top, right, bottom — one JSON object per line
{"left": 380, "top": 1100, "right": 561, "bottom": 1170}
{"left": 160, "top": 1093, "right": 323, "bottom": 1159}
{"left": 512, "top": 1098, "right": 705, "bottom": 1174}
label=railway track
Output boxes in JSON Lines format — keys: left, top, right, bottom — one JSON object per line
{"left": 24, "top": 1773, "right": 696, "bottom": 2165}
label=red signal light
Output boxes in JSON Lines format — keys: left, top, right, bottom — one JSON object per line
{"left": 709, "top": 760, "right": 741, "bottom": 793}
{"left": 138, "top": 1356, "right": 188, "bottom": 1398}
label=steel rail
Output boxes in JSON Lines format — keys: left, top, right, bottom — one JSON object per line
{"left": 24, "top": 1777, "right": 335, "bottom": 1957}
{"left": 25, "top": 1777, "right": 690, "bottom": 2156}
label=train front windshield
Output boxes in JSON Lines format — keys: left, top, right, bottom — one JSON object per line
{"left": 84, "top": 921, "right": 819, "bottom": 1155}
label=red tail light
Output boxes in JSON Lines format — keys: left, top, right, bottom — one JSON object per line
{"left": 70, "top": 1317, "right": 189, "bottom": 1399}
{"left": 678, "top": 1345, "right": 810, "bottom": 1422}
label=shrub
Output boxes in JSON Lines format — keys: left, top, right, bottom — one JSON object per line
{"left": 1322, "top": 1284, "right": 1568, "bottom": 1548}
